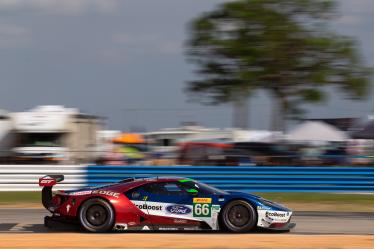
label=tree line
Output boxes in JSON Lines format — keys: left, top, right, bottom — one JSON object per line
{"left": 185, "top": 0, "right": 372, "bottom": 131}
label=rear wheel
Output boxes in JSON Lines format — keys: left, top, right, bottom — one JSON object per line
{"left": 221, "top": 200, "right": 257, "bottom": 233}
{"left": 79, "top": 198, "right": 114, "bottom": 232}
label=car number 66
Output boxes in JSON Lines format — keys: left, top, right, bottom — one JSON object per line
{"left": 194, "top": 203, "right": 210, "bottom": 216}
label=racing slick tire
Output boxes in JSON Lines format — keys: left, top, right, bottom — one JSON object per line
{"left": 78, "top": 198, "right": 115, "bottom": 232}
{"left": 221, "top": 200, "right": 257, "bottom": 233}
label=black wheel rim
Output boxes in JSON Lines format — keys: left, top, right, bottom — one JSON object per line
{"left": 86, "top": 205, "right": 108, "bottom": 227}
{"left": 227, "top": 204, "right": 250, "bottom": 228}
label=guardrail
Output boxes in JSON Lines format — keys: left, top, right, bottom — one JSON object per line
{"left": 1, "top": 165, "right": 374, "bottom": 192}
{"left": 87, "top": 165, "right": 374, "bottom": 193}
{"left": 0, "top": 165, "right": 87, "bottom": 191}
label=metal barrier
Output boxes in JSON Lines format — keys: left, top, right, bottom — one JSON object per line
{"left": 0, "top": 165, "right": 87, "bottom": 191}
{"left": 1, "top": 165, "right": 374, "bottom": 192}
{"left": 87, "top": 165, "right": 374, "bottom": 193}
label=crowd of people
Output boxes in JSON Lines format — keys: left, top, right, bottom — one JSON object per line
{"left": 98, "top": 138, "right": 374, "bottom": 167}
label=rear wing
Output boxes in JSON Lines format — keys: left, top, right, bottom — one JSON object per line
{"left": 39, "top": 175, "right": 64, "bottom": 187}
{"left": 39, "top": 175, "right": 64, "bottom": 211}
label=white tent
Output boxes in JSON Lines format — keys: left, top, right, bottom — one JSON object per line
{"left": 286, "top": 121, "right": 348, "bottom": 142}
{"left": 232, "top": 130, "right": 282, "bottom": 143}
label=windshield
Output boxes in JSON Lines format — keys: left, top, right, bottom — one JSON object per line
{"left": 194, "top": 181, "right": 228, "bottom": 195}
{"left": 181, "top": 180, "right": 228, "bottom": 195}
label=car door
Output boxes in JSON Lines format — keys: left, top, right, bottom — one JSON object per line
{"left": 178, "top": 180, "right": 225, "bottom": 230}
{"left": 138, "top": 181, "right": 201, "bottom": 229}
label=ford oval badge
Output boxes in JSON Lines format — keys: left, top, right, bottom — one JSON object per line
{"left": 166, "top": 205, "right": 192, "bottom": 215}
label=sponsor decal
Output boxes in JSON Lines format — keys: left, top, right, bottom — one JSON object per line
{"left": 69, "top": 190, "right": 92, "bottom": 196}
{"left": 265, "top": 211, "right": 287, "bottom": 218}
{"left": 212, "top": 205, "right": 221, "bottom": 211}
{"left": 193, "top": 198, "right": 212, "bottom": 204}
{"left": 39, "top": 177, "right": 56, "bottom": 187}
{"left": 142, "top": 225, "right": 150, "bottom": 230}
{"left": 257, "top": 205, "right": 271, "bottom": 210}
{"left": 166, "top": 205, "right": 192, "bottom": 215}
{"left": 183, "top": 227, "right": 200, "bottom": 231}
{"left": 92, "top": 190, "right": 120, "bottom": 198}
{"left": 173, "top": 219, "right": 188, "bottom": 224}
{"left": 128, "top": 222, "right": 136, "bottom": 226}
{"left": 218, "top": 198, "right": 225, "bottom": 202}
{"left": 193, "top": 198, "right": 212, "bottom": 217}
{"left": 158, "top": 227, "right": 178, "bottom": 231}
{"left": 39, "top": 179, "right": 55, "bottom": 185}
{"left": 136, "top": 203, "right": 163, "bottom": 211}
{"left": 66, "top": 204, "right": 71, "bottom": 213}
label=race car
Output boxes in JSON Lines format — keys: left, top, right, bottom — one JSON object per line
{"left": 39, "top": 175, "right": 295, "bottom": 233}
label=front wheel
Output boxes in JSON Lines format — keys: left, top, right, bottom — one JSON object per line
{"left": 79, "top": 198, "right": 115, "bottom": 232}
{"left": 221, "top": 200, "right": 257, "bottom": 233}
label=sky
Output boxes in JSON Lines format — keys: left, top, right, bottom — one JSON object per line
{"left": 0, "top": 0, "right": 373, "bottom": 131}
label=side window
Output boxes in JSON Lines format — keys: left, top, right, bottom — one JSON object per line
{"left": 124, "top": 183, "right": 166, "bottom": 200}
{"left": 143, "top": 183, "right": 168, "bottom": 195}
{"left": 125, "top": 187, "right": 143, "bottom": 200}
{"left": 164, "top": 183, "right": 183, "bottom": 195}
{"left": 144, "top": 182, "right": 189, "bottom": 196}
{"left": 179, "top": 181, "right": 215, "bottom": 195}
{"left": 126, "top": 182, "right": 196, "bottom": 198}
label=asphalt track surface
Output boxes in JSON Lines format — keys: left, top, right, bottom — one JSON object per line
{"left": 0, "top": 209, "right": 373, "bottom": 235}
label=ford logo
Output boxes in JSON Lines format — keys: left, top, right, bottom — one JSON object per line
{"left": 166, "top": 205, "right": 191, "bottom": 215}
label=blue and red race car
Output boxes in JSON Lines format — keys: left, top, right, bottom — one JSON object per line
{"left": 39, "top": 175, "right": 295, "bottom": 233}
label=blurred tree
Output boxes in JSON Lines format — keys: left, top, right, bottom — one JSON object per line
{"left": 186, "top": 0, "right": 371, "bottom": 130}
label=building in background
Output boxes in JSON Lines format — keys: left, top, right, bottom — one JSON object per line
{"left": 144, "top": 126, "right": 214, "bottom": 154}
{"left": 0, "top": 110, "right": 16, "bottom": 162}
{"left": 11, "top": 105, "right": 103, "bottom": 164}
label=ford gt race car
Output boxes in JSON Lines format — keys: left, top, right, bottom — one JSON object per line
{"left": 39, "top": 175, "right": 295, "bottom": 233}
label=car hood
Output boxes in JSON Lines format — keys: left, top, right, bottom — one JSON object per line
{"left": 225, "top": 191, "right": 291, "bottom": 212}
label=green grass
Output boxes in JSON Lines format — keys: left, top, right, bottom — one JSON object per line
{"left": 0, "top": 192, "right": 41, "bottom": 204}
{"left": 0, "top": 192, "right": 373, "bottom": 211}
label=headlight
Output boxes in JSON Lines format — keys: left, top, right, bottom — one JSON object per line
{"left": 260, "top": 198, "right": 288, "bottom": 210}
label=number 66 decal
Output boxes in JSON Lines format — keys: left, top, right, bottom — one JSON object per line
{"left": 193, "top": 198, "right": 212, "bottom": 217}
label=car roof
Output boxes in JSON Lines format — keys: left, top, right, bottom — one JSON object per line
{"left": 98, "top": 177, "right": 193, "bottom": 192}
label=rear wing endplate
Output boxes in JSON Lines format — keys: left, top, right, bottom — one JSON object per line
{"left": 39, "top": 175, "right": 64, "bottom": 187}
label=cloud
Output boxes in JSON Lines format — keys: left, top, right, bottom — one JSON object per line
{"left": 0, "top": 24, "right": 30, "bottom": 47}
{"left": 0, "top": 0, "right": 119, "bottom": 14}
